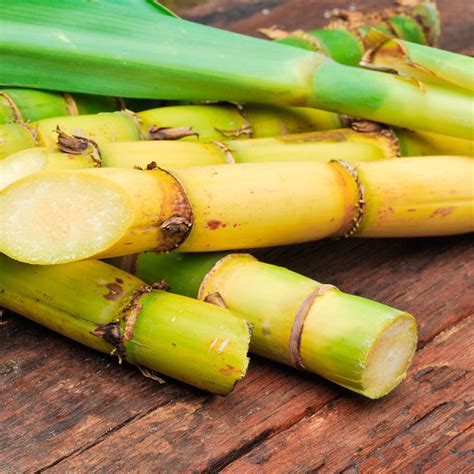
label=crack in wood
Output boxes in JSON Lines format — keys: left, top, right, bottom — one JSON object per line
{"left": 37, "top": 399, "right": 176, "bottom": 472}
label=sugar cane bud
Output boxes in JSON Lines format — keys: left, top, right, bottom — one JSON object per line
{"left": 2, "top": 157, "right": 473, "bottom": 264}
{"left": 124, "top": 252, "right": 417, "bottom": 399}
{"left": 0, "top": 255, "right": 251, "bottom": 395}
{"left": 361, "top": 29, "right": 474, "bottom": 92}
{"left": 138, "top": 104, "right": 342, "bottom": 142}
{"left": 35, "top": 111, "right": 142, "bottom": 149}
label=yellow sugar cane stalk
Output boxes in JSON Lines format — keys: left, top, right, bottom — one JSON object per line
{"left": 0, "top": 104, "right": 342, "bottom": 160}
{"left": 0, "top": 254, "right": 251, "bottom": 395}
{"left": 112, "top": 251, "right": 418, "bottom": 399}
{"left": 3, "top": 123, "right": 472, "bottom": 191}
{"left": 0, "top": 127, "right": 402, "bottom": 190}
{"left": 1, "top": 157, "right": 472, "bottom": 265}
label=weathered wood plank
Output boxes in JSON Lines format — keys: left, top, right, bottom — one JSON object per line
{"left": 0, "top": 316, "right": 204, "bottom": 472}
{"left": 222, "top": 316, "right": 473, "bottom": 473}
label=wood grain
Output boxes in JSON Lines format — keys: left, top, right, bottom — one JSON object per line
{"left": 1, "top": 1, "right": 473, "bottom": 472}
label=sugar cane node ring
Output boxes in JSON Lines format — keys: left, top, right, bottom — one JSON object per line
{"left": 289, "top": 284, "right": 337, "bottom": 370}
{"left": 0, "top": 91, "right": 25, "bottom": 123}
{"left": 332, "top": 159, "right": 367, "bottom": 238}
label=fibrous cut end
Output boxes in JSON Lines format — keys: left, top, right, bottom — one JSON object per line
{"left": 363, "top": 314, "right": 417, "bottom": 399}
{"left": 0, "top": 171, "right": 130, "bottom": 264}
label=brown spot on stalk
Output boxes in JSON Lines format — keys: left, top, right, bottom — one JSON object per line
{"left": 104, "top": 282, "right": 123, "bottom": 301}
{"left": 148, "top": 125, "right": 198, "bottom": 141}
{"left": 289, "top": 285, "right": 336, "bottom": 370}
{"left": 206, "top": 220, "right": 226, "bottom": 230}
{"left": 219, "top": 365, "right": 239, "bottom": 376}
{"left": 431, "top": 207, "right": 455, "bottom": 218}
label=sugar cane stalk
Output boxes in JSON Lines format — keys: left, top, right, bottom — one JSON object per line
{"left": 112, "top": 251, "right": 417, "bottom": 399}
{"left": 1, "top": 1, "right": 472, "bottom": 139}
{"left": 260, "top": 0, "right": 440, "bottom": 66}
{"left": 0, "top": 103, "right": 342, "bottom": 160}
{"left": 3, "top": 119, "right": 473, "bottom": 191}
{"left": 0, "top": 87, "right": 165, "bottom": 125}
{"left": 1, "top": 156, "right": 472, "bottom": 265}
{"left": 0, "top": 254, "right": 251, "bottom": 394}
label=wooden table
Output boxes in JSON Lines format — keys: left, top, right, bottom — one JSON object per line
{"left": 1, "top": 1, "right": 473, "bottom": 471}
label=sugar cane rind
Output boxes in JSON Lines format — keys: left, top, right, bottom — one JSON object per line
{"left": 0, "top": 255, "right": 251, "bottom": 394}
{"left": 125, "top": 251, "right": 418, "bottom": 399}
{"left": 1, "top": 157, "right": 473, "bottom": 264}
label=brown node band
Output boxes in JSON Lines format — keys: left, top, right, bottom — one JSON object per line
{"left": 91, "top": 282, "right": 168, "bottom": 361}
{"left": 151, "top": 167, "right": 194, "bottom": 252}
{"left": 211, "top": 141, "right": 236, "bottom": 164}
{"left": 348, "top": 119, "right": 401, "bottom": 157}
{"left": 63, "top": 92, "right": 79, "bottom": 116}
{"left": 0, "top": 92, "right": 24, "bottom": 123}
{"left": 332, "top": 159, "right": 367, "bottom": 238}
{"left": 289, "top": 285, "right": 336, "bottom": 370}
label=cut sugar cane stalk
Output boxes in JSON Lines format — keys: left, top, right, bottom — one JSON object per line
{"left": 112, "top": 251, "right": 418, "bottom": 399}
{"left": 260, "top": 0, "right": 439, "bottom": 66}
{"left": 0, "top": 254, "right": 251, "bottom": 395}
{"left": 3, "top": 125, "right": 472, "bottom": 191}
{"left": 1, "top": 1, "right": 472, "bottom": 139}
{"left": 1, "top": 157, "right": 473, "bottom": 265}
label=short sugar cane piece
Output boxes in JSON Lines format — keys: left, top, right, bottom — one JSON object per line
{"left": 138, "top": 104, "right": 342, "bottom": 142}
{"left": 260, "top": 0, "right": 439, "bottom": 66}
{"left": 1, "top": 157, "right": 473, "bottom": 264}
{"left": 0, "top": 254, "right": 251, "bottom": 395}
{"left": 361, "top": 30, "right": 474, "bottom": 91}
{"left": 1, "top": 1, "right": 472, "bottom": 139}
{"left": 115, "top": 251, "right": 418, "bottom": 399}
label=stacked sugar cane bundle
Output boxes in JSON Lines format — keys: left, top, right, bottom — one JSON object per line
{"left": 0, "top": 0, "right": 472, "bottom": 399}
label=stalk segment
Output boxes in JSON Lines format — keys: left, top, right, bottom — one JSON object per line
{"left": 0, "top": 255, "right": 251, "bottom": 394}
{"left": 119, "top": 252, "right": 417, "bottom": 399}
{"left": 2, "top": 157, "right": 472, "bottom": 264}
